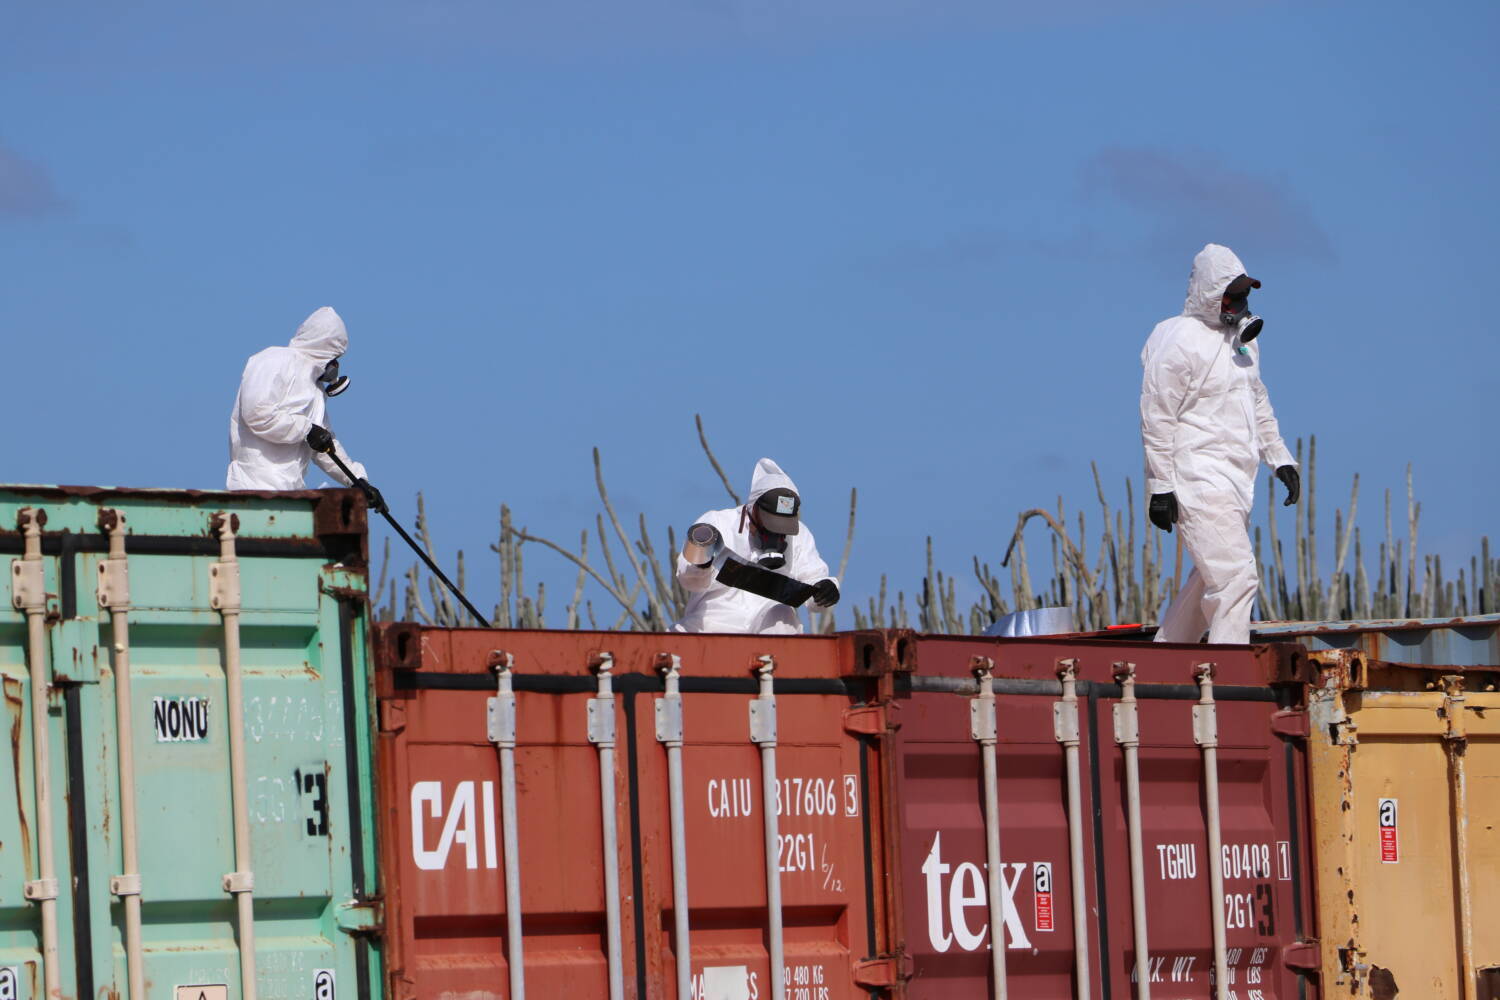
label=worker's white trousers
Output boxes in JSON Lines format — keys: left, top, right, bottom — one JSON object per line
{"left": 1155, "top": 497, "right": 1258, "bottom": 645}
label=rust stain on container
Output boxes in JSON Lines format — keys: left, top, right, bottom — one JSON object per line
{"left": 1370, "top": 965, "right": 1399, "bottom": 998}
{"left": 5, "top": 674, "right": 34, "bottom": 878}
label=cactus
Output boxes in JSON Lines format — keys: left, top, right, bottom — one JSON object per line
{"left": 375, "top": 425, "right": 1497, "bottom": 632}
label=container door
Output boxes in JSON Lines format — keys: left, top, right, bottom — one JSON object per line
{"left": 635, "top": 674, "right": 884, "bottom": 1000}
{"left": 376, "top": 628, "right": 893, "bottom": 1000}
{"left": 1093, "top": 680, "right": 1307, "bottom": 1000}
{"left": 1307, "top": 667, "right": 1500, "bottom": 998}
{"left": 892, "top": 677, "right": 1092, "bottom": 997}
{"left": 0, "top": 494, "right": 381, "bottom": 1000}
{"left": 103, "top": 557, "right": 377, "bottom": 998}
{"left": 889, "top": 636, "right": 1316, "bottom": 1000}
{"left": 0, "top": 547, "right": 81, "bottom": 999}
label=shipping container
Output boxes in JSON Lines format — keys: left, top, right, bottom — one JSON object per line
{"left": 886, "top": 634, "right": 1318, "bottom": 1000}
{"left": 0, "top": 485, "right": 381, "bottom": 1000}
{"left": 372, "top": 625, "right": 900, "bottom": 1000}
{"left": 1286, "top": 647, "right": 1500, "bottom": 999}
{"left": 373, "top": 624, "right": 1333, "bottom": 999}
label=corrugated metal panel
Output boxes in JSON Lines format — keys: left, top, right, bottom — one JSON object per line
{"left": 373, "top": 625, "right": 896, "bottom": 1000}
{"left": 1253, "top": 614, "right": 1500, "bottom": 668}
{"left": 0, "top": 485, "right": 381, "bottom": 999}
{"left": 1298, "top": 650, "right": 1500, "bottom": 999}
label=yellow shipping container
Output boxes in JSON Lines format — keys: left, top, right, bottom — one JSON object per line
{"left": 1301, "top": 649, "right": 1500, "bottom": 999}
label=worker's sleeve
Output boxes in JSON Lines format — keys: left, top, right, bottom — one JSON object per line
{"left": 791, "top": 524, "right": 835, "bottom": 588}
{"left": 1139, "top": 342, "right": 1193, "bottom": 496}
{"left": 239, "top": 362, "right": 315, "bottom": 445}
{"left": 312, "top": 439, "right": 365, "bottom": 487}
{"left": 675, "top": 512, "right": 719, "bottom": 592}
{"left": 1251, "top": 349, "right": 1295, "bottom": 470}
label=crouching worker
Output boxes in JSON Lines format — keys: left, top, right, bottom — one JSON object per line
{"left": 673, "top": 457, "right": 840, "bottom": 634}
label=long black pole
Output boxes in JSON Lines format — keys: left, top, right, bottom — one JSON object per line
{"left": 320, "top": 446, "right": 492, "bottom": 628}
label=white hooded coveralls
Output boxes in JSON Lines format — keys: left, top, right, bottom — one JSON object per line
{"left": 1140, "top": 244, "right": 1295, "bottom": 644}
{"left": 226, "top": 307, "right": 367, "bottom": 491}
{"left": 673, "top": 458, "right": 835, "bottom": 634}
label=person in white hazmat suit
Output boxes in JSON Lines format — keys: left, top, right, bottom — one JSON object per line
{"left": 226, "top": 307, "right": 376, "bottom": 500}
{"left": 673, "top": 458, "right": 840, "bottom": 634}
{"left": 1141, "top": 244, "right": 1300, "bottom": 644}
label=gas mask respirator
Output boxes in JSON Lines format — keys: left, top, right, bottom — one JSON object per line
{"left": 317, "top": 358, "right": 350, "bottom": 397}
{"left": 755, "top": 534, "right": 788, "bottom": 571}
{"left": 1219, "top": 276, "right": 1263, "bottom": 343}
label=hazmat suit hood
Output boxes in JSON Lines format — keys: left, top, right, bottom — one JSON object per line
{"left": 288, "top": 306, "right": 348, "bottom": 363}
{"left": 1182, "top": 244, "right": 1251, "bottom": 326}
{"left": 747, "top": 458, "right": 798, "bottom": 507}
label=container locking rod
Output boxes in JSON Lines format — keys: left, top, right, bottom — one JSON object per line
{"left": 750, "top": 655, "right": 786, "bottom": 1000}
{"left": 212, "top": 513, "right": 257, "bottom": 1000}
{"left": 99, "top": 509, "right": 147, "bottom": 1000}
{"left": 970, "top": 656, "right": 1008, "bottom": 1000}
{"left": 1440, "top": 675, "right": 1476, "bottom": 998}
{"left": 1192, "top": 663, "right": 1228, "bottom": 1000}
{"left": 487, "top": 651, "right": 526, "bottom": 1000}
{"left": 655, "top": 653, "right": 693, "bottom": 1000}
{"left": 13, "top": 509, "right": 61, "bottom": 1000}
{"left": 1053, "top": 660, "right": 1091, "bottom": 1000}
{"left": 1113, "top": 663, "right": 1151, "bottom": 1000}
{"left": 588, "top": 653, "right": 626, "bottom": 1000}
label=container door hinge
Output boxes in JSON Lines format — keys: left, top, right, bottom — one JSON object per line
{"left": 335, "top": 898, "right": 383, "bottom": 934}
{"left": 843, "top": 704, "right": 889, "bottom": 736}
{"left": 1282, "top": 940, "right": 1320, "bottom": 974}
{"left": 1270, "top": 708, "right": 1310, "bottom": 739}
{"left": 209, "top": 560, "right": 242, "bottom": 612}
{"left": 749, "top": 698, "right": 777, "bottom": 744}
{"left": 10, "top": 559, "right": 46, "bottom": 611}
{"left": 852, "top": 953, "right": 913, "bottom": 988}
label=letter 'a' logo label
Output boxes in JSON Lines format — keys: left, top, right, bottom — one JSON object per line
{"left": 314, "top": 970, "right": 336, "bottom": 1000}
{"left": 1378, "top": 798, "right": 1398, "bottom": 863}
{"left": 1033, "top": 862, "right": 1054, "bottom": 932}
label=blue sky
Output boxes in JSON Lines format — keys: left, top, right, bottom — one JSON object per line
{"left": 3, "top": 1, "right": 1495, "bottom": 624}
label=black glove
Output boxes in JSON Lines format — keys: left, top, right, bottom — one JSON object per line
{"left": 305, "top": 424, "right": 334, "bottom": 454}
{"left": 811, "top": 579, "right": 840, "bottom": 608}
{"left": 1275, "top": 465, "right": 1300, "bottom": 506}
{"left": 1148, "top": 492, "right": 1179, "bottom": 533}
{"left": 355, "top": 478, "right": 387, "bottom": 514}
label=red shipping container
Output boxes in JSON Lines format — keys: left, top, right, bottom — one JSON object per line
{"left": 373, "top": 625, "right": 902, "bottom": 1000}
{"left": 885, "top": 634, "right": 1318, "bottom": 999}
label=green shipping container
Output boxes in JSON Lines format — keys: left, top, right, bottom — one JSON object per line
{"left": 0, "top": 486, "right": 381, "bottom": 1000}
